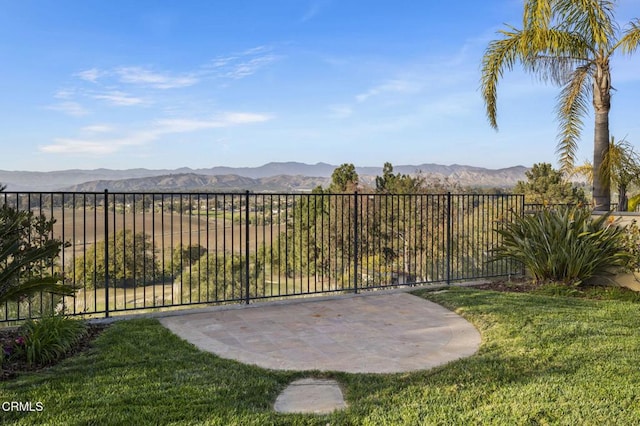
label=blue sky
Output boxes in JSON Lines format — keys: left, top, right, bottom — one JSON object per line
{"left": 1, "top": 0, "right": 639, "bottom": 172}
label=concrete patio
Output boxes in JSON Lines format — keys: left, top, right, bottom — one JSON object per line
{"left": 159, "top": 288, "right": 481, "bottom": 374}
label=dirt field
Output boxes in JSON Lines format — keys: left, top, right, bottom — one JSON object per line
{"left": 69, "top": 283, "right": 176, "bottom": 313}
{"left": 43, "top": 208, "right": 285, "bottom": 261}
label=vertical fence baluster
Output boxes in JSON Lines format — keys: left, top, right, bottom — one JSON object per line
{"left": 353, "top": 191, "right": 359, "bottom": 294}
{"left": 104, "top": 189, "right": 109, "bottom": 318}
{"left": 245, "top": 190, "right": 250, "bottom": 304}
{"left": 446, "top": 192, "right": 452, "bottom": 285}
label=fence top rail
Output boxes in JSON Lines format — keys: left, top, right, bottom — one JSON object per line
{"left": 0, "top": 190, "right": 527, "bottom": 197}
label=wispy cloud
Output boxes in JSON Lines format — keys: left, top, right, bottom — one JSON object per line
{"left": 300, "top": 3, "right": 320, "bottom": 23}
{"left": 328, "top": 104, "right": 353, "bottom": 119}
{"left": 220, "top": 112, "right": 273, "bottom": 124}
{"left": 54, "top": 89, "right": 76, "bottom": 99}
{"left": 204, "top": 46, "right": 278, "bottom": 79}
{"left": 92, "top": 91, "right": 146, "bottom": 106}
{"left": 116, "top": 67, "right": 198, "bottom": 89}
{"left": 59, "top": 46, "right": 278, "bottom": 117}
{"left": 46, "top": 101, "right": 90, "bottom": 117}
{"left": 299, "top": 0, "right": 331, "bottom": 23}
{"left": 155, "top": 113, "right": 271, "bottom": 133}
{"left": 76, "top": 68, "right": 103, "bottom": 83}
{"left": 226, "top": 55, "right": 278, "bottom": 79}
{"left": 40, "top": 112, "right": 273, "bottom": 155}
{"left": 40, "top": 138, "right": 127, "bottom": 154}
{"left": 81, "top": 124, "right": 114, "bottom": 133}
{"left": 355, "top": 79, "right": 422, "bottom": 103}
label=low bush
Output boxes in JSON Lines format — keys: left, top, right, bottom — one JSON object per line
{"left": 491, "top": 206, "right": 632, "bottom": 285}
{"left": 12, "top": 315, "right": 87, "bottom": 366}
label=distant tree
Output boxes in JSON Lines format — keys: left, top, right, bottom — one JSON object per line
{"left": 171, "top": 244, "right": 207, "bottom": 274}
{"left": 375, "top": 162, "right": 425, "bottom": 194}
{"left": 514, "top": 163, "right": 586, "bottom": 205}
{"left": 73, "top": 230, "right": 159, "bottom": 288}
{"left": 178, "top": 254, "right": 258, "bottom": 302}
{"left": 329, "top": 163, "right": 359, "bottom": 192}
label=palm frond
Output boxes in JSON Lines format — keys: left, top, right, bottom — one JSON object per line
{"left": 554, "top": 0, "right": 616, "bottom": 48}
{"left": 600, "top": 136, "right": 640, "bottom": 188}
{"left": 570, "top": 161, "right": 594, "bottom": 184}
{"left": 523, "top": 0, "right": 552, "bottom": 31}
{"left": 555, "top": 64, "right": 592, "bottom": 172}
{"left": 481, "top": 23, "right": 591, "bottom": 129}
{"left": 616, "top": 19, "right": 640, "bottom": 55}
{"left": 0, "top": 276, "right": 75, "bottom": 304}
{"left": 520, "top": 28, "right": 592, "bottom": 84}
{"left": 480, "top": 27, "right": 524, "bottom": 129}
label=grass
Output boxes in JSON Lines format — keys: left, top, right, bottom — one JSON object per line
{"left": 532, "top": 281, "right": 640, "bottom": 302}
{"left": 3, "top": 287, "right": 640, "bottom": 424}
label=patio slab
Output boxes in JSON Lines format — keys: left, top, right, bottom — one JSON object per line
{"left": 273, "top": 378, "right": 347, "bottom": 414}
{"left": 159, "top": 289, "right": 481, "bottom": 374}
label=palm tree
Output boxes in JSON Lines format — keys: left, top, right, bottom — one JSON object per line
{"left": 0, "top": 205, "right": 75, "bottom": 306}
{"left": 571, "top": 136, "right": 640, "bottom": 211}
{"left": 481, "top": 0, "right": 640, "bottom": 210}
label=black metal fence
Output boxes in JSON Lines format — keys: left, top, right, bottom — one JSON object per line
{"left": 1, "top": 191, "right": 525, "bottom": 322}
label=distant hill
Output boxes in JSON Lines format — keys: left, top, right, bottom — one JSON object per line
{"left": 0, "top": 162, "right": 529, "bottom": 192}
{"left": 63, "top": 173, "right": 331, "bottom": 193}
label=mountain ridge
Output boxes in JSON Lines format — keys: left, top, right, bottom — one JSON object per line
{"left": 0, "top": 162, "right": 529, "bottom": 192}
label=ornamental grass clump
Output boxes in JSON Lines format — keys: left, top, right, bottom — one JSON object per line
{"left": 15, "top": 315, "right": 87, "bottom": 366}
{"left": 491, "top": 206, "right": 632, "bottom": 285}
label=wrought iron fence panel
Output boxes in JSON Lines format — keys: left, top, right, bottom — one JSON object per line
{"left": 0, "top": 191, "right": 524, "bottom": 322}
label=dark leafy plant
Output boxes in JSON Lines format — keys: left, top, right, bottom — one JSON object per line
{"left": 13, "top": 314, "right": 87, "bottom": 365}
{"left": 491, "top": 206, "right": 632, "bottom": 285}
{"left": 0, "top": 205, "right": 74, "bottom": 305}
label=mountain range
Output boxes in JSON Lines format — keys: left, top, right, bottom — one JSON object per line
{"left": 0, "top": 162, "right": 529, "bottom": 192}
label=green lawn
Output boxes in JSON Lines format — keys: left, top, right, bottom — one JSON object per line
{"left": 3, "top": 287, "right": 640, "bottom": 425}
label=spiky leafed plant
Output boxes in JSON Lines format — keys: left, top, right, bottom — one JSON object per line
{"left": 491, "top": 205, "right": 631, "bottom": 285}
{"left": 481, "top": 0, "right": 640, "bottom": 211}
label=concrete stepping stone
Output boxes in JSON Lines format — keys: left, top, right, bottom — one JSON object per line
{"left": 274, "top": 378, "right": 347, "bottom": 414}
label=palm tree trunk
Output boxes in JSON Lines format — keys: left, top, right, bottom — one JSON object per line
{"left": 618, "top": 183, "right": 628, "bottom": 212}
{"left": 593, "top": 111, "right": 611, "bottom": 210}
{"left": 592, "top": 62, "right": 611, "bottom": 211}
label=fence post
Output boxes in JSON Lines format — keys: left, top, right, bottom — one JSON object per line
{"left": 104, "top": 189, "right": 109, "bottom": 318}
{"left": 244, "top": 190, "right": 250, "bottom": 304}
{"left": 446, "top": 192, "right": 452, "bottom": 285}
{"left": 353, "top": 191, "right": 359, "bottom": 294}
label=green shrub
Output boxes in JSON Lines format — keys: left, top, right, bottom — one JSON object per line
{"left": 15, "top": 315, "right": 87, "bottom": 365}
{"left": 491, "top": 206, "right": 632, "bottom": 285}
